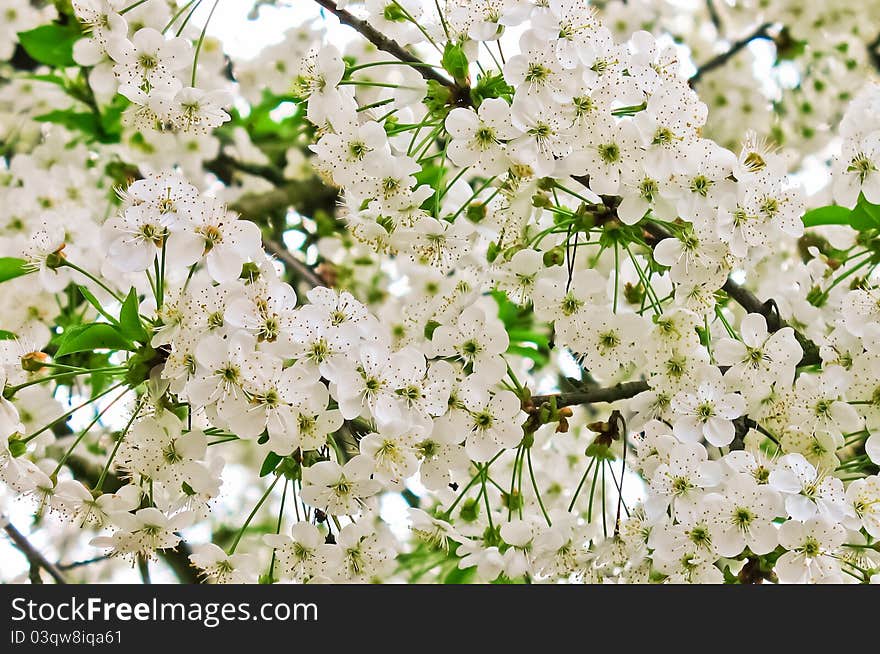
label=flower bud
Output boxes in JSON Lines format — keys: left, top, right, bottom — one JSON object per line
{"left": 20, "top": 351, "right": 49, "bottom": 372}
{"left": 542, "top": 246, "right": 566, "bottom": 267}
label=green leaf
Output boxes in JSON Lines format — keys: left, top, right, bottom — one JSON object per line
{"left": 17, "top": 24, "right": 80, "bottom": 68}
{"left": 260, "top": 451, "right": 282, "bottom": 477}
{"left": 415, "top": 164, "right": 445, "bottom": 193}
{"left": 55, "top": 323, "right": 135, "bottom": 357}
{"left": 849, "top": 203, "right": 877, "bottom": 231}
{"left": 0, "top": 330, "right": 17, "bottom": 340}
{"left": 97, "top": 95, "right": 128, "bottom": 143}
{"left": 469, "top": 72, "right": 513, "bottom": 106}
{"left": 722, "top": 565, "right": 740, "bottom": 584}
{"left": 424, "top": 80, "right": 452, "bottom": 117}
{"left": 34, "top": 109, "right": 100, "bottom": 138}
{"left": 441, "top": 43, "right": 469, "bottom": 85}
{"left": 507, "top": 329, "right": 549, "bottom": 348}
{"left": 423, "top": 320, "right": 441, "bottom": 340}
{"left": 801, "top": 205, "right": 851, "bottom": 228}
{"left": 78, "top": 286, "right": 120, "bottom": 325}
{"left": 443, "top": 564, "right": 476, "bottom": 584}
{"left": 859, "top": 195, "right": 880, "bottom": 224}
{"left": 118, "top": 289, "right": 149, "bottom": 344}
{"left": 0, "top": 257, "right": 29, "bottom": 283}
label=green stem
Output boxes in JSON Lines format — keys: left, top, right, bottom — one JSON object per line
{"left": 480, "top": 472, "right": 494, "bottom": 533}
{"left": 191, "top": 0, "right": 221, "bottom": 87}
{"left": 6, "top": 368, "right": 126, "bottom": 395}
{"left": 163, "top": 0, "right": 198, "bottom": 34}
{"left": 61, "top": 261, "right": 123, "bottom": 303}
{"left": 338, "top": 79, "right": 403, "bottom": 89}
{"left": 450, "top": 176, "right": 498, "bottom": 221}
{"left": 175, "top": 0, "right": 204, "bottom": 36}
{"left": 267, "top": 478, "right": 289, "bottom": 583}
{"left": 95, "top": 397, "right": 145, "bottom": 491}
{"left": 613, "top": 241, "right": 620, "bottom": 312}
{"left": 348, "top": 60, "right": 441, "bottom": 73}
{"left": 623, "top": 241, "right": 662, "bottom": 314}
{"left": 229, "top": 474, "right": 281, "bottom": 554}
{"left": 120, "top": 0, "right": 151, "bottom": 14}
{"left": 391, "top": 0, "right": 442, "bottom": 52}
{"left": 586, "top": 459, "right": 601, "bottom": 521}
{"left": 444, "top": 450, "right": 503, "bottom": 516}
{"left": 22, "top": 382, "right": 128, "bottom": 444}
{"left": 527, "top": 448, "right": 551, "bottom": 526}
{"left": 52, "top": 387, "right": 130, "bottom": 477}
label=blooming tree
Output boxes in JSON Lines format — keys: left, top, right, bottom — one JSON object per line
{"left": 1, "top": 0, "right": 880, "bottom": 585}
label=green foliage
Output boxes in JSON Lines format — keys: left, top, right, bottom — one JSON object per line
{"left": 801, "top": 204, "right": 852, "bottom": 227}
{"left": 119, "top": 289, "right": 150, "bottom": 344}
{"left": 226, "top": 90, "right": 305, "bottom": 157}
{"left": 469, "top": 72, "right": 514, "bottom": 106}
{"left": 492, "top": 290, "right": 551, "bottom": 367}
{"left": 415, "top": 164, "right": 446, "bottom": 200}
{"left": 55, "top": 323, "right": 135, "bottom": 357}
{"left": 77, "top": 285, "right": 121, "bottom": 325}
{"left": 17, "top": 24, "right": 80, "bottom": 68}
{"left": 441, "top": 42, "right": 469, "bottom": 86}
{"left": 34, "top": 96, "right": 125, "bottom": 144}
{"left": 0, "top": 257, "right": 29, "bottom": 283}
{"left": 260, "top": 451, "right": 283, "bottom": 477}
{"left": 443, "top": 565, "right": 477, "bottom": 584}
{"left": 801, "top": 194, "right": 880, "bottom": 230}
{"left": 35, "top": 109, "right": 100, "bottom": 134}
{"left": 424, "top": 80, "right": 452, "bottom": 117}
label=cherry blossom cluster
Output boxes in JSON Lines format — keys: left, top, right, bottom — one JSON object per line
{"left": 70, "top": 0, "right": 232, "bottom": 133}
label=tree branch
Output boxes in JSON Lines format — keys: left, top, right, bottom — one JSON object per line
{"left": 868, "top": 33, "right": 880, "bottom": 73}
{"left": 2, "top": 517, "right": 67, "bottom": 584}
{"left": 690, "top": 22, "right": 774, "bottom": 84}
{"left": 263, "top": 238, "right": 328, "bottom": 288}
{"left": 529, "top": 380, "right": 651, "bottom": 411}
{"left": 705, "top": 0, "right": 722, "bottom": 31}
{"left": 312, "top": 0, "right": 459, "bottom": 90}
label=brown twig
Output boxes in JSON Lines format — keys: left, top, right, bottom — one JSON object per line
{"left": 2, "top": 519, "right": 67, "bottom": 584}
{"left": 690, "top": 23, "right": 774, "bottom": 84}
{"left": 529, "top": 381, "right": 651, "bottom": 411}
{"left": 868, "top": 33, "right": 880, "bottom": 73}
{"left": 312, "top": 0, "right": 458, "bottom": 89}
{"left": 263, "top": 238, "right": 327, "bottom": 288}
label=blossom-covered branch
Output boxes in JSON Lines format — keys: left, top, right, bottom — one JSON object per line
{"left": 2, "top": 0, "right": 880, "bottom": 587}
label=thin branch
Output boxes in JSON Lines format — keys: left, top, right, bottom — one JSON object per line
{"left": 529, "top": 381, "right": 650, "bottom": 410}
{"left": 312, "top": 0, "right": 458, "bottom": 90}
{"left": 690, "top": 22, "right": 774, "bottom": 84}
{"left": 868, "top": 33, "right": 880, "bottom": 73}
{"left": 705, "top": 0, "right": 722, "bottom": 31}
{"left": 137, "top": 554, "right": 152, "bottom": 584}
{"left": 2, "top": 518, "right": 67, "bottom": 584}
{"left": 57, "top": 555, "right": 110, "bottom": 570}
{"left": 263, "top": 238, "right": 327, "bottom": 288}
